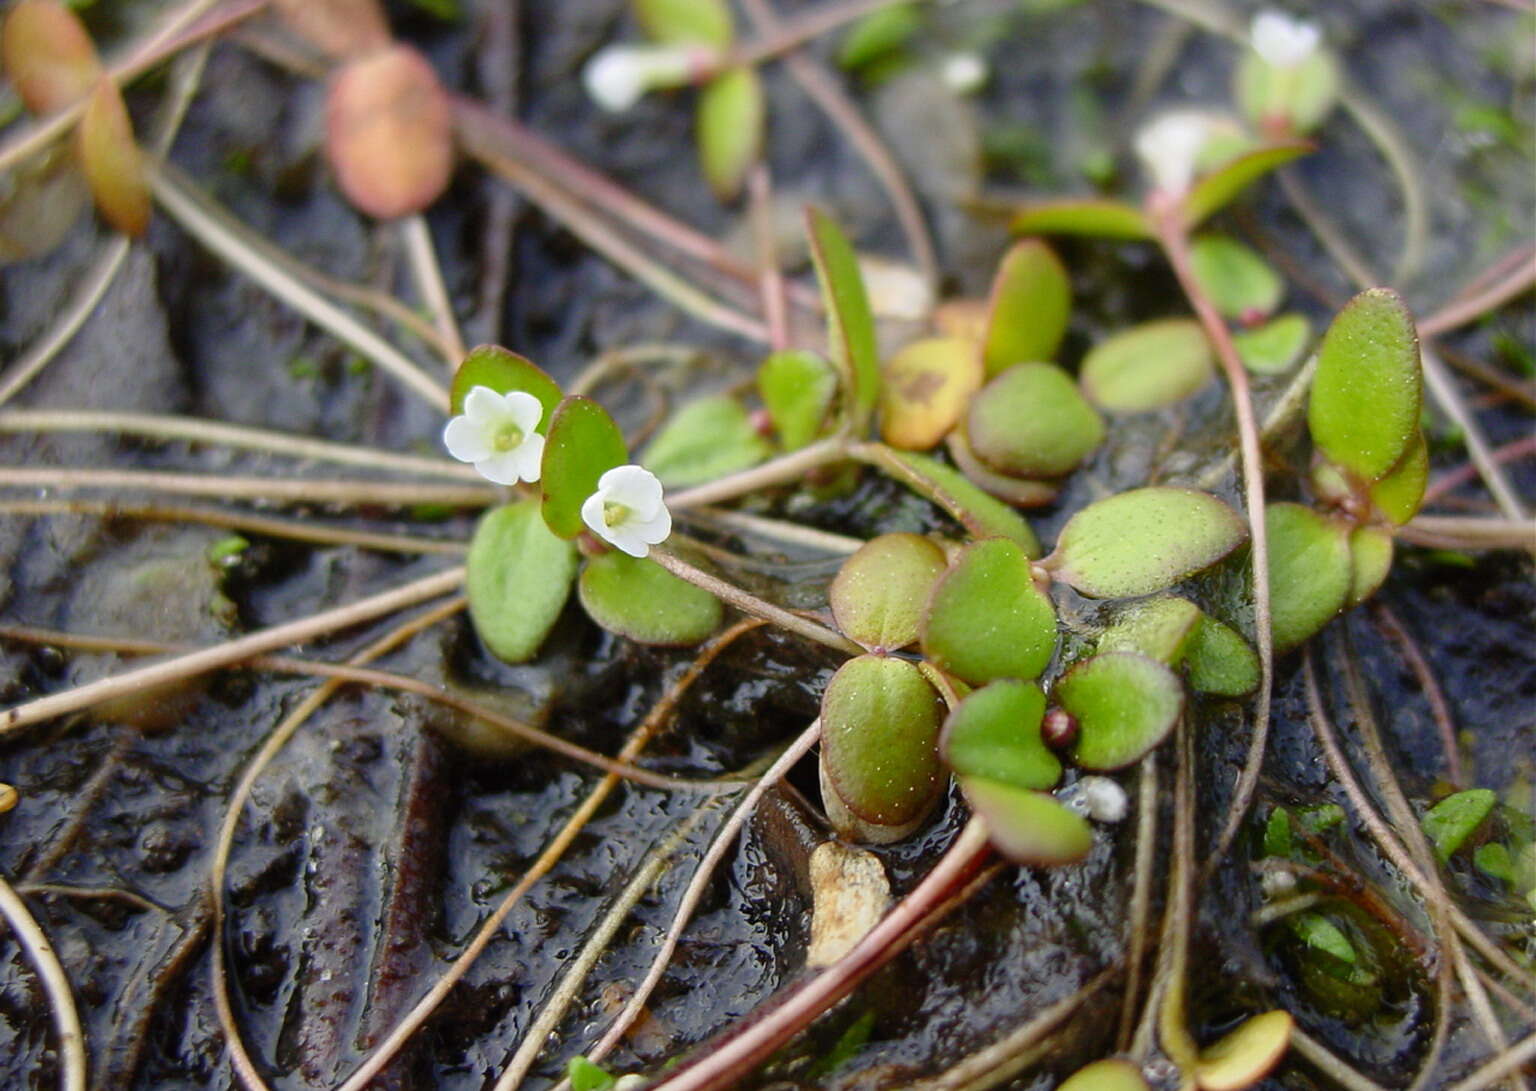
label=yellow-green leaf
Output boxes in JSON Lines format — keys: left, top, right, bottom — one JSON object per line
{"left": 635, "top": 0, "right": 733, "bottom": 47}
{"left": 981, "top": 239, "right": 1072, "bottom": 376}
{"left": 1010, "top": 197, "right": 1152, "bottom": 240}
{"left": 1185, "top": 141, "right": 1311, "bottom": 226}
{"left": 1, "top": 0, "right": 100, "bottom": 116}
{"left": 879, "top": 336, "right": 983, "bottom": 450}
{"left": 467, "top": 500, "right": 578, "bottom": 663}
{"left": 578, "top": 551, "right": 722, "bottom": 645}
{"left": 807, "top": 208, "right": 880, "bottom": 426}
{"left": 697, "top": 66, "right": 763, "bottom": 201}
{"left": 75, "top": 78, "right": 149, "bottom": 237}
{"left": 541, "top": 397, "right": 629, "bottom": 539}
{"left": 1080, "top": 318, "right": 1215, "bottom": 413}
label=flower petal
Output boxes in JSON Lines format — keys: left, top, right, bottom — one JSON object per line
{"left": 443, "top": 414, "right": 493, "bottom": 463}
{"left": 607, "top": 525, "right": 652, "bottom": 559}
{"left": 581, "top": 488, "right": 611, "bottom": 543}
{"left": 505, "top": 389, "right": 545, "bottom": 434}
{"left": 598, "top": 464, "right": 665, "bottom": 519}
{"left": 511, "top": 431, "right": 545, "bottom": 483}
{"left": 462, "top": 385, "right": 507, "bottom": 424}
{"left": 475, "top": 451, "right": 530, "bottom": 485}
{"left": 628, "top": 504, "right": 672, "bottom": 547}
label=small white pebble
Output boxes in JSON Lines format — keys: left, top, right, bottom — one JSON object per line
{"left": 1058, "top": 776, "right": 1129, "bottom": 824}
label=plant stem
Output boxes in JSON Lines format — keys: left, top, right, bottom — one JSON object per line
{"left": 0, "top": 467, "right": 498, "bottom": 507}
{"left": 1422, "top": 435, "right": 1536, "bottom": 505}
{"left": 1418, "top": 246, "right": 1536, "bottom": 338}
{"left": 0, "top": 877, "right": 87, "bottom": 1091}
{"left": 668, "top": 437, "right": 849, "bottom": 509}
{"left": 684, "top": 506, "right": 864, "bottom": 554}
{"left": 1400, "top": 515, "right": 1536, "bottom": 550}
{"left": 401, "top": 215, "right": 466, "bottom": 367}
{"left": 1419, "top": 347, "right": 1530, "bottom": 524}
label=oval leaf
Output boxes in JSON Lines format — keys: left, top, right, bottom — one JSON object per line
{"left": 1080, "top": 318, "right": 1216, "bottom": 413}
{"left": 758, "top": 348, "right": 837, "bottom": 450}
{"left": 1308, "top": 288, "right": 1422, "bottom": 483}
{"left": 1265, "top": 502, "right": 1352, "bottom": 653}
{"left": 941, "top": 680, "right": 1060, "bottom": 791}
{"left": 635, "top": 0, "right": 733, "bottom": 46}
{"left": 879, "top": 336, "right": 983, "bottom": 450}
{"left": 1049, "top": 488, "right": 1248, "bottom": 599}
{"left": 1422, "top": 788, "right": 1496, "bottom": 860}
{"left": 1059, "top": 1059, "right": 1152, "bottom": 1091}
{"left": 830, "top": 533, "right": 948, "bottom": 650}
{"left": 1234, "top": 313, "right": 1310, "bottom": 375}
{"left": 1345, "top": 525, "right": 1393, "bottom": 609}
{"left": 1184, "top": 615, "right": 1260, "bottom": 697}
{"left": 1185, "top": 140, "right": 1311, "bottom": 226}
{"left": 1009, "top": 197, "right": 1152, "bottom": 240}
{"left": 467, "top": 500, "right": 578, "bottom": 663}
{"left": 1097, "top": 595, "right": 1203, "bottom": 664}
{"left": 1196, "top": 1010, "right": 1293, "bottom": 1091}
{"left": 274, "top": 0, "right": 391, "bottom": 60}
{"left": 452, "top": 345, "right": 563, "bottom": 424}
{"left": 968, "top": 362, "right": 1104, "bottom": 477}
{"left": 837, "top": 4, "right": 921, "bottom": 71}
{"left": 1189, "top": 234, "right": 1283, "bottom": 322}
{"left": 807, "top": 208, "right": 880, "bottom": 425}
{"left": 884, "top": 451, "right": 1042, "bottom": 556}
{"left": 959, "top": 777, "right": 1092, "bottom": 866}
{"left": 578, "top": 551, "right": 722, "bottom": 645}
{"left": 982, "top": 239, "right": 1072, "bottom": 376}
{"left": 946, "top": 429, "right": 1062, "bottom": 508}
{"left": 1, "top": 0, "right": 100, "bottom": 115}
{"left": 75, "top": 78, "right": 149, "bottom": 237}
{"left": 821, "top": 655, "right": 945, "bottom": 827}
{"left": 541, "top": 397, "right": 629, "bottom": 539}
{"left": 697, "top": 66, "right": 763, "bottom": 201}
{"left": 1059, "top": 651, "right": 1183, "bottom": 770}
{"left": 0, "top": 147, "right": 88, "bottom": 262}
{"left": 921, "top": 537, "right": 1058, "bottom": 685}
{"left": 1367, "top": 431, "right": 1427, "bottom": 526}
{"left": 641, "top": 394, "right": 769, "bottom": 488}
{"left": 326, "top": 45, "right": 453, "bottom": 219}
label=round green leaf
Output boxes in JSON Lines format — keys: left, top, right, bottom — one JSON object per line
{"left": 1080, "top": 318, "right": 1216, "bottom": 413}
{"left": 941, "top": 680, "right": 1060, "bottom": 791}
{"left": 1346, "top": 525, "right": 1393, "bottom": 609}
{"left": 641, "top": 394, "right": 769, "bottom": 488}
{"left": 1265, "top": 502, "right": 1352, "bottom": 653}
{"left": 1234, "top": 313, "right": 1311, "bottom": 375}
{"left": 1196, "top": 1011, "right": 1294, "bottom": 1091}
{"left": 1009, "top": 197, "right": 1153, "bottom": 240}
{"left": 968, "top": 363, "right": 1104, "bottom": 477}
{"left": 1097, "top": 595, "right": 1203, "bottom": 664}
{"left": 541, "top": 396, "right": 629, "bottom": 539}
{"left": 920, "top": 537, "right": 1058, "bottom": 685}
{"left": 945, "top": 428, "right": 1061, "bottom": 508}
{"left": 1059, "top": 651, "right": 1183, "bottom": 770}
{"left": 578, "top": 551, "right": 722, "bottom": 645}
{"left": 1422, "top": 789, "right": 1496, "bottom": 860}
{"left": 821, "top": 655, "right": 945, "bottom": 827}
{"left": 1367, "top": 431, "right": 1427, "bottom": 526}
{"left": 879, "top": 337, "right": 982, "bottom": 450}
{"left": 1048, "top": 487, "right": 1248, "bottom": 599}
{"left": 958, "top": 777, "right": 1092, "bottom": 866}
{"left": 697, "top": 65, "right": 763, "bottom": 201}
{"left": 1308, "top": 288, "right": 1422, "bottom": 483}
{"left": 1185, "top": 140, "right": 1312, "bottom": 227}
{"left": 758, "top": 348, "right": 837, "bottom": 450}
{"left": 467, "top": 499, "right": 579, "bottom": 663}
{"left": 1059, "top": 1059, "right": 1151, "bottom": 1091}
{"left": 1184, "top": 615, "right": 1260, "bottom": 697}
{"left": 635, "top": 0, "right": 732, "bottom": 46}
{"left": 982, "top": 239, "right": 1072, "bottom": 376}
{"left": 1237, "top": 47, "right": 1341, "bottom": 135}
{"left": 830, "top": 533, "right": 948, "bottom": 650}
{"left": 807, "top": 207, "right": 880, "bottom": 425}
{"left": 451, "top": 344, "right": 563, "bottom": 423}
{"left": 884, "top": 450, "right": 1042, "bottom": 556}
{"left": 1188, "top": 235, "right": 1283, "bottom": 321}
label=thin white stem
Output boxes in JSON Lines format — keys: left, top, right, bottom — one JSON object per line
{"left": 1420, "top": 347, "right": 1529, "bottom": 523}
{"left": 0, "top": 466, "right": 497, "bottom": 507}
{"left": 685, "top": 507, "right": 863, "bottom": 554}
{"left": 148, "top": 164, "right": 451, "bottom": 412}
{"left": 1289, "top": 1027, "right": 1392, "bottom": 1091}
{"left": 401, "top": 215, "right": 466, "bottom": 366}
{"left": 667, "top": 437, "right": 848, "bottom": 510}
{"left": 1444, "top": 1032, "right": 1536, "bottom": 1091}
{"left": 0, "top": 876, "right": 87, "bottom": 1091}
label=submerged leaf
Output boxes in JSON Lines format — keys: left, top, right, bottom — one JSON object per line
{"left": 75, "top": 78, "right": 149, "bottom": 237}
{"left": 467, "top": 500, "right": 578, "bottom": 663}
{"left": 758, "top": 349, "right": 837, "bottom": 450}
{"left": 1422, "top": 789, "right": 1496, "bottom": 860}
{"left": 982, "top": 239, "right": 1072, "bottom": 376}
{"left": 578, "top": 551, "right": 722, "bottom": 645}
{"left": 921, "top": 538, "right": 1057, "bottom": 685}
{"left": 941, "top": 680, "right": 1060, "bottom": 791}
{"left": 831, "top": 533, "right": 948, "bottom": 650}
{"left": 821, "top": 655, "right": 945, "bottom": 827}
{"left": 968, "top": 362, "right": 1104, "bottom": 477}
{"left": 807, "top": 208, "right": 881, "bottom": 425}
{"left": 697, "top": 66, "right": 763, "bottom": 201}
{"left": 879, "top": 337, "right": 983, "bottom": 450}
{"left": 959, "top": 777, "right": 1092, "bottom": 865}
{"left": 1010, "top": 197, "right": 1153, "bottom": 240}
{"left": 1265, "top": 502, "right": 1352, "bottom": 652}
{"left": 0, "top": 148, "right": 89, "bottom": 262}
{"left": 1058, "top": 652, "right": 1183, "bottom": 770}
{"left": 1195, "top": 1011, "right": 1293, "bottom": 1091}
{"left": 1184, "top": 615, "right": 1260, "bottom": 696}
{"left": 541, "top": 397, "right": 629, "bottom": 539}
{"left": 1097, "top": 596, "right": 1203, "bottom": 664}
{"left": 642, "top": 394, "right": 769, "bottom": 487}
{"left": 1188, "top": 234, "right": 1283, "bottom": 321}
{"left": 1079, "top": 318, "right": 1215, "bottom": 412}
{"left": 451, "top": 345, "right": 562, "bottom": 424}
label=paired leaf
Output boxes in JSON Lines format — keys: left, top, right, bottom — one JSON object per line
{"left": 697, "top": 66, "right": 763, "bottom": 201}
{"left": 76, "top": 78, "right": 149, "bottom": 237}
{"left": 941, "top": 680, "right": 1060, "bottom": 791}
{"left": 968, "top": 362, "right": 1104, "bottom": 477}
{"left": 884, "top": 450, "right": 1042, "bottom": 555}
{"left": 1367, "top": 431, "right": 1428, "bottom": 525}
{"left": 959, "top": 777, "right": 1092, "bottom": 866}
{"left": 466, "top": 500, "right": 578, "bottom": 663}
{"left": 1097, "top": 596, "right": 1203, "bottom": 664}
{"left": 1184, "top": 615, "right": 1261, "bottom": 696}
{"left": 981, "top": 239, "right": 1072, "bottom": 376}
{"left": 1188, "top": 234, "right": 1283, "bottom": 321}
{"left": 578, "top": 551, "right": 722, "bottom": 644}
{"left": 1185, "top": 141, "right": 1312, "bottom": 226}
{"left": 821, "top": 655, "right": 945, "bottom": 826}
{"left": 1048, "top": 488, "right": 1247, "bottom": 599}
{"left": 451, "top": 345, "right": 563, "bottom": 423}
{"left": 1234, "top": 313, "right": 1310, "bottom": 375}
{"left": 1422, "top": 789, "right": 1496, "bottom": 860}
{"left": 1058, "top": 1059, "right": 1151, "bottom": 1091}
{"left": 945, "top": 430, "right": 1061, "bottom": 507}
{"left": 1, "top": 0, "right": 100, "bottom": 115}
{"left": 1009, "top": 197, "right": 1153, "bottom": 240}
{"left": 1265, "top": 502, "right": 1352, "bottom": 653}
{"left": 635, "top": 0, "right": 733, "bottom": 46}
{"left": 879, "top": 337, "right": 983, "bottom": 450}
{"left": 1195, "top": 1011, "right": 1294, "bottom": 1091}
{"left": 1058, "top": 652, "right": 1183, "bottom": 770}
{"left": 806, "top": 208, "right": 880, "bottom": 425}
{"left": 641, "top": 394, "right": 769, "bottom": 487}
{"left": 920, "top": 538, "right": 1057, "bottom": 685}
{"left": 1079, "top": 318, "right": 1215, "bottom": 413}
{"left": 830, "top": 533, "right": 947, "bottom": 650}
{"left": 1308, "top": 288, "right": 1422, "bottom": 483}
{"left": 758, "top": 349, "right": 837, "bottom": 450}
{"left": 541, "top": 397, "right": 629, "bottom": 538}
{"left": 1345, "top": 525, "right": 1393, "bottom": 609}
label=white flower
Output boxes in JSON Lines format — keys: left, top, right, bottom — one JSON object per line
{"left": 582, "top": 44, "right": 702, "bottom": 113}
{"left": 1058, "top": 775, "right": 1129, "bottom": 824}
{"left": 442, "top": 386, "right": 546, "bottom": 485}
{"left": 1134, "top": 109, "right": 1216, "bottom": 195}
{"left": 1250, "top": 10, "right": 1321, "bottom": 68}
{"left": 940, "top": 52, "right": 987, "bottom": 95}
{"left": 581, "top": 464, "right": 672, "bottom": 558}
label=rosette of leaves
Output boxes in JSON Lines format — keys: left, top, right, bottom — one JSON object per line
{"left": 456, "top": 347, "right": 721, "bottom": 663}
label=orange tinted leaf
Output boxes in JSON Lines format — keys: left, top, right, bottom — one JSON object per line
{"left": 75, "top": 78, "right": 149, "bottom": 237}
{"left": 274, "top": 0, "right": 392, "bottom": 60}
{"left": 1, "top": 0, "right": 101, "bottom": 115}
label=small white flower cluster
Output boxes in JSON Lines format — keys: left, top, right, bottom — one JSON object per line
{"left": 1250, "top": 10, "right": 1321, "bottom": 69}
{"left": 1133, "top": 109, "right": 1218, "bottom": 196}
{"left": 443, "top": 386, "right": 672, "bottom": 558}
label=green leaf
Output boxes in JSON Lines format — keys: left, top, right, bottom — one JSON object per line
{"left": 640, "top": 394, "right": 769, "bottom": 488}
{"left": 830, "top": 533, "right": 948, "bottom": 650}
{"left": 1308, "top": 288, "right": 1422, "bottom": 483}
{"left": 540, "top": 397, "right": 628, "bottom": 539}
{"left": 1058, "top": 1059, "right": 1151, "bottom": 1091}
{"left": 1188, "top": 234, "right": 1283, "bottom": 321}
{"left": 758, "top": 349, "right": 837, "bottom": 450}
{"left": 1236, "top": 49, "right": 1341, "bottom": 136}
{"left": 567, "top": 1056, "right": 617, "bottom": 1091}
{"left": 821, "top": 655, "right": 945, "bottom": 827}
{"left": 1097, "top": 595, "right": 1203, "bottom": 664}
{"left": 697, "top": 66, "right": 763, "bottom": 201}
{"left": 837, "top": 3, "right": 920, "bottom": 71}
{"left": 981, "top": 239, "right": 1072, "bottom": 376}
{"left": 1290, "top": 912, "right": 1357, "bottom": 964}
{"left": 1048, "top": 487, "right": 1248, "bottom": 599}
{"left": 1195, "top": 1011, "right": 1294, "bottom": 1091}
{"left": 1263, "top": 807, "right": 1293, "bottom": 857}
{"left": 1265, "top": 502, "right": 1353, "bottom": 653}
{"left": 920, "top": 538, "right": 1058, "bottom": 685}
{"left": 467, "top": 500, "right": 579, "bottom": 663}
{"left": 1184, "top": 140, "right": 1312, "bottom": 226}
{"left": 945, "top": 429, "right": 1062, "bottom": 508}
{"left": 1367, "top": 431, "right": 1428, "bottom": 526}
{"left": 1058, "top": 651, "right": 1183, "bottom": 770}
{"left": 959, "top": 777, "right": 1092, "bottom": 866}
{"left": 879, "top": 336, "right": 982, "bottom": 450}
{"left": 967, "top": 362, "right": 1104, "bottom": 477}
{"left": 1234, "top": 313, "right": 1311, "bottom": 375}
{"left": 1184, "top": 615, "right": 1260, "bottom": 696}
{"left": 941, "top": 679, "right": 1061, "bottom": 791}
{"left": 451, "top": 345, "right": 563, "bottom": 423}
{"left": 634, "top": 0, "right": 732, "bottom": 46}
{"left": 1079, "top": 318, "right": 1215, "bottom": 413}
{"left": 1345, "top": 525, "right": 1393, "bottom": 609}
{"left": 578, "top": 551, "right": 722, "bottom": 645}
{"left": 1009, "top": 197, "right": 1153, "bottom": 240}
{"left": 1474, "top": 842, "right": 1516, "bottom": 884}
{"left": 884, "top": 450, "right": 1042, "bottom": 555}
{"left": 1423, "top": 789, "right": 1496, "bottom": 860}
{"left": 806, "top": 207, "right": 880, "bottom": 426}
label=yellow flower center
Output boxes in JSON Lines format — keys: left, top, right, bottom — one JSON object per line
{"left": 603, "top": 500, "right": 631, "bottom": 528}
{"left": 491, "top": 422, "right": 524, "bottom": 453}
